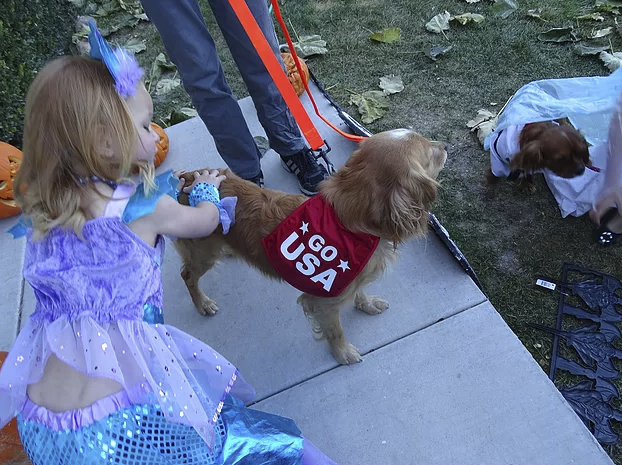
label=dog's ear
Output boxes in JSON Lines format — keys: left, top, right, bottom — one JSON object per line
{"left": 322, "top": 134, "right": 441, "bottom": 244}
{"left": 375, "top": 164, "right": 438, "bottom": 244}
{"left": 510, "top": 141, "right": 543, "bottom": 174}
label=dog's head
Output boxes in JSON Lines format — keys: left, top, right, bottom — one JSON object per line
{"left": 321, "top": 128, "right": 447, "bottom": 244}
{"left": 512, "top": 122, "right": 590, "bottom": 179}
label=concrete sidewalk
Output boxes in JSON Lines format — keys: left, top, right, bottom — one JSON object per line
{"left": 0, "top": 83, "right": 613, "bottom": 464}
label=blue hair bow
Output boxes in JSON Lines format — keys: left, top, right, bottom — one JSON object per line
{"left": 88, "top": 21, "right": 143, "bottom": 98}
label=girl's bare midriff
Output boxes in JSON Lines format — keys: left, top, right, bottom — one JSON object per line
{"left": 27, "top": 354, "right": 122, "bottom": 412}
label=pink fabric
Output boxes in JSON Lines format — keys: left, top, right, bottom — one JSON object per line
{"left": 21, "top": 385, "right": 144, "bottom": 431}
{"left": 1, "top": 316, "right": 255, "bottom": 448}
{"left": 103, "top": 183, "right": 135, "bottom": 218}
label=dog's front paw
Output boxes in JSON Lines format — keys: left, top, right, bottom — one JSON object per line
{"left": 331, "top": 342, "right": 363, "bottom": 365}
{"left": 355, "top": 294, "right": 389, "bottom": 315}
{"left": 519, "top": 177, "right": 536, "bottom": 194}
{"left": 197, "top": 296, "right": 219, "bottom": 316}
{"left": 486, "top": 168, "right": 499, "bottom": 185}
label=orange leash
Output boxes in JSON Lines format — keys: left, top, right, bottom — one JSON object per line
{"left": 227, "top": 0, "right": 367, "bottom": 152}
{"left": 269, "top": 0, "right": 367, "bottom": 143}
{"left": 228, "top": 0, "right": 325, "bottom": 150}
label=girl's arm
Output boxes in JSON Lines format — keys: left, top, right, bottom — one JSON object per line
{"left": 149, "top": 170, "right": 226, "bottom": 239}
{"left": 592, "top": 93, "right": 622, "bottom": 223}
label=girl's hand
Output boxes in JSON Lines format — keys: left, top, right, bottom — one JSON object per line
{"left": 138, "top": 169, "right": 226, "bottom": 240}
{"left": 173, "top": 169, "right": 186, "bottom": 193}
{"left": 183, "top": 170, "right": 226, "bottom": 193}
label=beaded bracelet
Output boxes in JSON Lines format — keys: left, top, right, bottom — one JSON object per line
{"left": 187, "top": 183, "right": 237, "bottom": 234}
{"left": 188, "top": 183, "right": 220, "bottom": 208}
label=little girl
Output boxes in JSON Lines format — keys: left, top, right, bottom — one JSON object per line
{"left": 0, "top": 25, "right": 337, "bottom": 465}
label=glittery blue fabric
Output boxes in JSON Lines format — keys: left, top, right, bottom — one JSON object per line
{"left": 122, "top": 170, "right": 179, "bottom": 225}
{"left": 16, "top": 396, "right": 303, "bottom": 465}
{"left": 142, "top": 303, "right": 164, "bottom": 325}
{"left": 188, "top": 183, "right": 221, "bottom": 207}
{"left": 219, "top": 396, "right": 304, "bottom": 464}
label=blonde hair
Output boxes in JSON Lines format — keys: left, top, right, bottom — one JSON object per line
{"left": 15, "top": 56, "right": 154, "bottom": 238}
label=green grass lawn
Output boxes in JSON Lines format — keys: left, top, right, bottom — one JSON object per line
{"left": 34, "top": 0, "right": 622, "bottom": 460}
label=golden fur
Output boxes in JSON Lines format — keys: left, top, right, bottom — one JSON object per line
{"left": 175, "top": 129, "right": 447, "bottom": 364}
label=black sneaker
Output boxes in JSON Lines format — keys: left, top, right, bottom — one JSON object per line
{"left": 245, "top": 170, "right": 264, "bottom": 188}
{"left": 280, "top": 148, "right": 329, "bottom": 196}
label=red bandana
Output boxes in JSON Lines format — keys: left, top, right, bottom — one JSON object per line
{"left": 262, "top": 195, "right": 380, "bottom": 297}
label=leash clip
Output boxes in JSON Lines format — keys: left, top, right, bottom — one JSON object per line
{"left": 314, "top": 140, "right": 335, "bottom": 174}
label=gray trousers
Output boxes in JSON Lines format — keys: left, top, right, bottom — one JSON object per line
{"left": 140, "top": 0, "right": 304, "bottom": 179}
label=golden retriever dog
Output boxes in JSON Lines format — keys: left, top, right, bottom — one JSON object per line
{"left": 175, "top": 129, "right": 447, "bottom": 364}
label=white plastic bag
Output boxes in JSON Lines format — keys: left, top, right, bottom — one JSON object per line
{"left": 484, "top": 67, "right": 622, "bottom": 149}
{"left": 483, "top": 68, "right": 622, "bottom": 217}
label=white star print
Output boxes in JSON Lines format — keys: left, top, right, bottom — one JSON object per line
{"left": 338, "top": 260, "right": 350, "bottom": 272}
{"left": 300, "top": 222, "right": 309, "bottom": 234}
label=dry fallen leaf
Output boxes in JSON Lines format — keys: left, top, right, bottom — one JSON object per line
{"left": 290, "top": 35, "right": 328, "bottom": 57}
{"left": 596, "top": 0, "right": 622, "bottom": 14}
{"left": 574, "top": 42, "right": 610, "bottom": 55}
{"left": 467, "top": 109, "right": 496, "bottom": 129}
{"left": 527, "top": 8, "right": 549, "bottom": 22}
{"left": 427, "top": 44, "right": 453, "bottom": 60}
{"left": 254, "top": 136, "right": 270, "bottom": 157}
{"left": 589, "top": 27, "right": 614, "bottom": 39}
{"left": 155, "top": 78, "right": 181, "bottom": 96}
{"left": 576, "top": 12, "right": 605, "bottom": 21}
{"left": 600, "top": 51, "right": 622, "bottom": 71}
{"left": 147, "top": 53, "right": 176, "bottom": 91}
{"left": 426, "top": 11, "right": 451, "bottom": 34}
{"left": 379, "top": 75, "right": 404, "bottom": 94}
{"left": 168, "top": 107, "right": 198, "bottom": 126}
{"left": 95, "top": 0, "right": 121, "bottom": 17}
{"left": 596, "top": 0, "right": 622, "bottom": 10}
{"left": 370, "top": 28, "right": 402, "bottom": 43}
{"left": 538, "top": 27, "right": 579, "bottom": 43}
{"left": 349, "top": 90, "right": 391, "bottom": 124}
{"left": 475, "top": 119, "right": 498, "bottom": 145}
{"left": 492, "top": 0, "right": 518, "bottom": 19}
{"left": 467, "top": 109, "right": 498, "bottom": 145}
{"left": 451, "top": 13, "right": 485, "bottom": 25}
{"left": 122, "top": 38, "right": 146, "bottom": 54}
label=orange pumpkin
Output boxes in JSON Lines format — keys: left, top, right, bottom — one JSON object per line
{"left": 151, "top": 122, "right": 169, "bottom": 168}
{"left": 281, "top": 53, "right": 310, "bottom": 97}
{"left": 0, "top": 142, "right": 22, "bottom": 219}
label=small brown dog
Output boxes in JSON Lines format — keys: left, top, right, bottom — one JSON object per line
{"left": 175, "top": 129, "right": 447, "bottom": 364}
{"left": 487, "top": 120, "right": 592, "bottom": 190}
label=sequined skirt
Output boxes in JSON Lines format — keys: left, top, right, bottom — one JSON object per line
{"left": 17, "top": 393, "right": 305, "bottom": 465}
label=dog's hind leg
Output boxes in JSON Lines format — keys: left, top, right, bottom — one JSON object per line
{"left": 298, "top": 294, "right": 362, "bottom": 365}
{"left": 354, "top": 292, "right": 389, "bottom": 315}
{"left": 174, "top": 239, "right": 222, "bottom": 317}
